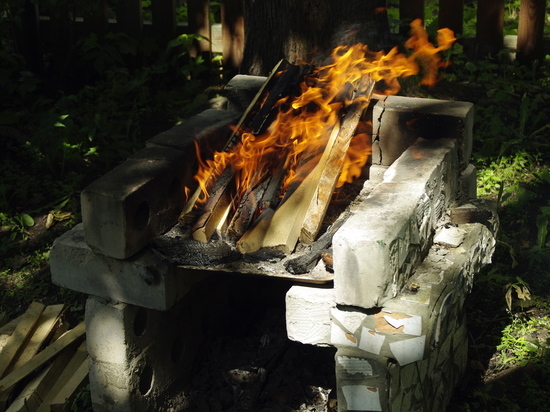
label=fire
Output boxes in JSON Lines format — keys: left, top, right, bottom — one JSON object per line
{"left": 190, "top": 20, "right": 455, "bottom": 206}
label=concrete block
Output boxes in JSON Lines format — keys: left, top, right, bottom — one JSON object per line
{"left": 333, "top": 182, "right": 423, "bottom": 308}
{"left": 81, "top": 146, "right": 189, "bottom": 259}
{"left": 146, "top": 109, "right": 239, "bottom": 152}
{"left": 372, "top": 95, "right": 473, "bottom": 168}
{"left": 285, "top": 285, "right": 335, "bottom": 346}
{"left": 86, "top": 296, "right": 203, "bottom": 412}
{"left": 223, "top": 74, "right": 267, "bottom": 113}
{"left": 82, "top": 108, "right": 239, "bottom": 260}
{"left": 50, "top": 224, "right": 201, "bottom": 310}
{"left": 459, "top": 163, "right": 477, "bottom": 201}
{"left": 334, "top": 138, "right": 460, "bottom": 309}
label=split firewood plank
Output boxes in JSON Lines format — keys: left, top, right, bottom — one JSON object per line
{"left": 192, "top": 167, "right": 235, "bottom": 242}
{"left": 0, "top": 302, "right": 45, "bottom": 379}
{"left": 238, "top": 121, "right": 342, "bottom": 254}
{"left": 180, "top": 59, "right": 292, "bottom": 219}
{"left": 36, "top": 341, "right": 88, "bottom": 412}
{"left": 49, "top": 356, "right": 89, "bottom": 412}
{"left": 0, "top": 322, "right": 85, "bottom": 394}
{"left": 300, "top": 76, "right": 375, "bottom": 244}
{"left": 236, "top": 208, "right": 275, "bottom": 254}
{"left": 5, "top": 343, "right": 75, "bottom": 412}
{"left": 226, "top": 177, "right": 270, "bottom": 240}
{"left": 7, "top": 304, "right": 66, "bottom": 375}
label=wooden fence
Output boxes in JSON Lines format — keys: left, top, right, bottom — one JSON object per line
{"left": 14, "top": 0, "right": 547, "bottom": 77}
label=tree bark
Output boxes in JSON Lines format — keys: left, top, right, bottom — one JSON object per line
{"left": 240, "top": 0, "right": 393, "bottom": 76}
{"left": 517, "top": 0, "right": 546, "bottom": 64}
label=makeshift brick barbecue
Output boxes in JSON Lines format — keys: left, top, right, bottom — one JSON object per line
{"left": 50, "top": 46, "right": 497, "bottom": 411}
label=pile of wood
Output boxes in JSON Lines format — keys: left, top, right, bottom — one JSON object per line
{"left": 182, "top": 60, "right": 375, "bottom": 254}
{"left": 0, "top": 302, "right": 88, "bottom": 412}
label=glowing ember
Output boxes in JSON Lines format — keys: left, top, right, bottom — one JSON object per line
{"left": 190, "top": 19, "right": 455, "bottom": 207}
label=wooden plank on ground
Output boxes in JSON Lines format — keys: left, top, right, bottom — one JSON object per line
{"left": 36, "top": 341, "right": 88, "bottom": 412}
{"left": 0, "top": 302, "right": 45, "bottom": 379}
{"left": 7, "top": 304, "right": 66, "bottom": 375}
{"left": 0, "top": 314, "right": 25, "bottom": 336}
{"left": 0, "top": 322, "right": 86, "bottom": 394}
{"left": 49, "top": 356, "right": 90, "bottom": 412}
{"left": 5, "top": 344, "right": 74, "bottom": 412}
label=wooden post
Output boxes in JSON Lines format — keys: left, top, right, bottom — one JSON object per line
{"left": 15, "top": 0, "right": 43, "bottom": 74}
{"left": 83, "top": 1, "right": 109, "bottom": 37}
{"left": 115, "top": 0, "right": 143, "bottom": 40}
{"left": 188, "top": 0, "right": 212, "bottom": 58}
{"left": 221, "top": 0, "right": 245, "bottom": 78}
{"left": 399, "top": 0, "right": 424, "bottom": 36}
{"left": 439, "top": 0, "right": 463, "bottom": 36}
{"left": 476, "top": 0, "right": 504, "bottom": 57}
{"left": 517, "top": 0, "right": 547, "bottom": 64}
{"left": 151, "top": 0, "right": 177, "bottom": 44}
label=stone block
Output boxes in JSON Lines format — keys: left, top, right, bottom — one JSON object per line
{"left": 459, "top": 163, "right": 477, "bottom": 201}
{"left": 372, "top": 95, "right": 473, "bottom": 168}
{"left": 223, "top": 74, "right": 267, "bottom": 112}
{"left": 82, "top": 109, "right": 238, "bottom": 260}
{"left": 86, "top": 295, "right": 204, "bottom": 412}
{"left": 146, "top": 108, "right": 239, "bottom": 152}
{"left": 334, "top": 138, "right": 459, "bottom": 309}
{"left": 285, "top": 285, "right": 335, "bottom": 346}
{"left": 50, "top": 224, "right": 202, "bottom": 310}
{"left": 81, "top": 146, "right": 189, "bottom": 259}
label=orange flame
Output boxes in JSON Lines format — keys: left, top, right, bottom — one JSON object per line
{"left": 191, "top": 20, "right": 455, "bottom": 205}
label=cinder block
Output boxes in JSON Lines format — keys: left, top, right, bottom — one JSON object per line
{"left": 83, "top": 109, "right": 238, "bottom": 260}
{"left": 146, "top": 108, "right": 239, "bottom": 152}
{"left": 285, "top": 285, "right": 335, "bottom": 346}
{"left": 81, "top": 146, "right": 189, "bottom": 259}
{"left": 50, "top": 224, "right": 202, "bottom": 310}
{"left": 372, "top": 95, "right": 473, "bottom": 168}
{"left": 86, "top": 288, "right": 209, "bottom": 411}
{"left": 223, "top": 74, "right": 267, "bottom": 112}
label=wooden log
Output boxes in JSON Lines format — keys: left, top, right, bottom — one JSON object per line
{"left": 260, "top": 158, "right": 288, "bottom": 211}
{"left": 300, "top": 76, "right": 375, "bottom": 244}
{"left": 400, "top": 0, "right": 425, "bottom": 36}
{"left": 192, "top": 167, "right": 235, "bottom": 242}
{"left": 0, "top": 302, "right": 45, "bottom": 379}
{"left": 36, "top": 341, "right": 88, "bottom": 412}
{"left": 0, "top": 322, "right": 86, "bottom": 394}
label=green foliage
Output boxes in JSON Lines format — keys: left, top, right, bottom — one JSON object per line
{"left": 496, "top": 315, "right": 550, "bottom": 368}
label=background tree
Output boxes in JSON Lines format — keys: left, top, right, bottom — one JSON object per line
{"left": 240, "top": 0, "right": 393, "bottom": 76}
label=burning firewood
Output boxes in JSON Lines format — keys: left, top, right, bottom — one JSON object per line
{"left": 300, "top": 75, "right": 375, "bottom": 244}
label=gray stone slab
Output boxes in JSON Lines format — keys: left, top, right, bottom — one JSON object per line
{"left": 372, "top": 95, "right": 473, "bottom": 168}
{"left": 50, "top": 224, "right": 201, "bottom": 310}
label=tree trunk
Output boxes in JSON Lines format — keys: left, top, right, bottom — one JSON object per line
{"left": 476, "top": 0, "right": 504, "bottom": 57}
{"left": 240, "top": 0, "right": 393, "bottom": 76}
{"left": 517, "top": 0, "right": 546, "bottom": 64}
